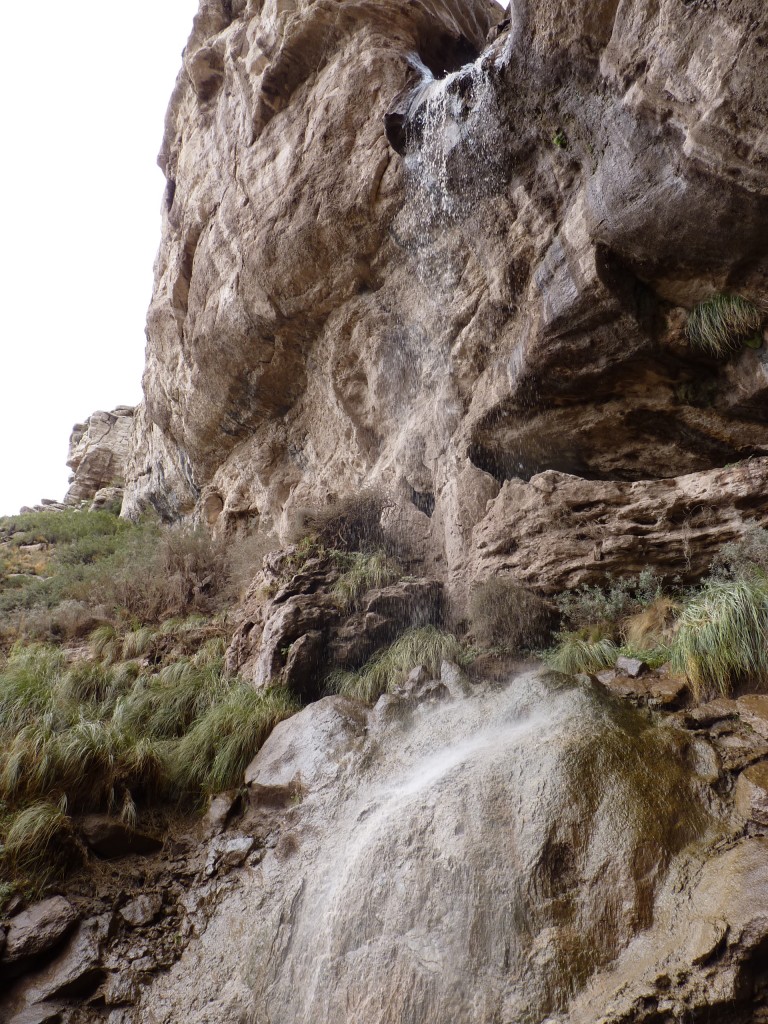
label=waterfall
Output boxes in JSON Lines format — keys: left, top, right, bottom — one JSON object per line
{"left": 239, "top": 674, "right": 716, "bottom": 1024}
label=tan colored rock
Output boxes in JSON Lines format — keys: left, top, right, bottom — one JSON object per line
{"left": 737, "top": 694, "right": 768, "bottom": 741}
{"left": 65, "top": 407, "right": 134, "bottom": 508}
{"left": 735, "top": 761, "right": 768, "bottom": 825}
{"left": 123, "top": 0, "right": 768, "bottom": 602}
{"left": 473, "top": 463, "right": 768, "bottom": 593}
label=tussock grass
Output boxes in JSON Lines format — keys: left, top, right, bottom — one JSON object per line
{"left": 170, "top": 685, "right": 299, "bottom": 795}
{"left": 544, "top": 632, "right": 619, "bottom": 675}
{"left": 331, "top": 551, "right": 401, "bottom": 611}
{"left": 622, "top": 597, "right": 679, "bottom": 649}
{"left": 686, "top": 294, "right": 763, "bottom": 357}
{"left": 2, "top": 799, "right": 78, "bottom": 878}
{"left": 328, "top": 626, "right": 464, "bottom": 703}
{"left": 670, "top": 574, "right": 768, "bottom": 699}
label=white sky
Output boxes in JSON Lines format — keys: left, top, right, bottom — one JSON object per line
{"left": 0, "top": 0, "right": 509, "bottom": 518}
{"left": 0, "top": 1, "right": 199, "bottom": 515}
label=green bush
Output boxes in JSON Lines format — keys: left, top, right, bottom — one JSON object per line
{"left": 686, "top": 294, "right": 763, "bottom": 357}
{"left": 670, "top": 574, "right": 768, "bottom": 699}
{"left": 711, "top": 523, "right": 768, "bottom": 580}
{"left": 555, "top": 570, "right": 661, "bottom": 634}
{"left": 331, "top": 551, "right": 401, "bottom": 612}
{"left": 328, "top": 626, "right": 464, "bottom": 703}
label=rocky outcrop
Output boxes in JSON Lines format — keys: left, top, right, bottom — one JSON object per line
{"left": 65, "top": 407, "right": 134, "bottom": 509}
{"left": 226, "top": 550, "right": 443, "bottom": 696}
{"left": 123, "top": 0, "right": 768, "bottom": 602}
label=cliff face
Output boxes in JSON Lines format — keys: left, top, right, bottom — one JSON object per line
{"left": 125, "top": 0, "right": 768, "bottom": 599}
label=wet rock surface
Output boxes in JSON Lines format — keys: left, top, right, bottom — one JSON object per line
{"left": 121, "top": 0, "right": 768, "bottom": 603}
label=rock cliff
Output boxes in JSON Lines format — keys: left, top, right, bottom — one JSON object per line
{"left": 125, "top": 0, "right": 768, "bottom": 605}
{"left": 65, "top": 407, "right": 135, "bottom": 510}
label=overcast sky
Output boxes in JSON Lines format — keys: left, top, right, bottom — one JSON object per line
{"left": 0, "top": 1, "right": 199, "bottom": 516}
{"left": 0, "top": 0, "right": 509, "bottom": 518}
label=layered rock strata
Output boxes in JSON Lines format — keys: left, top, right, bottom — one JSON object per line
{"left": 65, "top": 407, "right": 134, "bottom": 510}
{"left": 124, "top": 0, "right": 768, "bottom": 601}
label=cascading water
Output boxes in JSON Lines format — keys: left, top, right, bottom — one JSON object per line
{"left": 227, "top": 673, "right": 717, "bottom": 1024}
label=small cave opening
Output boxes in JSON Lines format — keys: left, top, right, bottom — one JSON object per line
{"left": 410, "top": 487, "right": 436, "bottom": 518}
{"left": 417, "top": 32, "right": 480, "bottom": 80}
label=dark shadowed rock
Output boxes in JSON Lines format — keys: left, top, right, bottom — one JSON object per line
{"left": 79, "top": 816, "right": 162, "bottom": 859}
{"left": 23, "top": 915, "right": 110, "bottom": 1004}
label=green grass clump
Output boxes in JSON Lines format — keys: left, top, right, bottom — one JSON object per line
{"left": 670, "top": 574, "right": 768, "bottom": 700}
{"left": 544, "top": 632, "right": 619, "bottom": 675}
{"left": 170, "top": 685, "right": 299, "bottom": 795}
{"left": 2, "top": 799, "right": 79, "bottom": 880}
{"left": 327, "top": 626, "right": 464, "bottom": 703}
{"left": 686, "top": 294, "right": 763, "bottom": 357}
{"left": 331, "top": 551, "right": 401, "bottom": 611}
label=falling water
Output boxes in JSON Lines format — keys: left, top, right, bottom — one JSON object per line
{"left": 240, "top": 673, "right": 717, "bottom": 1024}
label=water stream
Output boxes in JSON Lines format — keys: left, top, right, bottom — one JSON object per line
{"left": 248, "top": 673, "right": 716, "bottom": 1024}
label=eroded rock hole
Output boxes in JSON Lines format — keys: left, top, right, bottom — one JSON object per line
{"left": 418, "top": 32, "right": 479, "bottom": 80}
{"left": 410, "top": 488, "right": 435, "bottom": 517}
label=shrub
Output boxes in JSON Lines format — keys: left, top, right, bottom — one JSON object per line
{"left": 686, "top": 294, "right": 763, "bottom": 357}
{"left": 556, "top": 570, "right": 662, "bottom": 634}
{"left": 328, "top": 626, "right": 464, "bottom": 703}
{"left": 622, "top": 596, "right": 679, "bottom": 649}
{"left": 670, "top": 574, "right": 768, "bottom": 699}
{"left": 331, "top": 551, "right": 402, "bottom": 611}
{"left": 711, "top": 523, "right": 768, "bottom": 580}
{"left": 297, "top": 491, "right": 392, "bottom": 552}
{"left": 544, "top": 632, "right": 618, "bottom": 675}
{"left": 469, "top": 577, "right": 554, "bottom": 650}
{"left": 170, "top": 684, "right": 299, "bottom": 796}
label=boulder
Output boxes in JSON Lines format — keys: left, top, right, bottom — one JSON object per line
{"left": 1, "top": 899, "right": 79, "bottom": 978}
{"left": 245, "top": 696, "right": 367, "bottom": 801}
{"left": 64, "top": 408, "right": 134, "bottom": 506}
{"left": 119, "top": 895, "right": 163, "bottom": 929}
{"left": 615, "top": 656, "right": 648, "bottom": 679}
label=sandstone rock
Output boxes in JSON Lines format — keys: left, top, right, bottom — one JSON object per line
{"left": 121, "top": 0, "right": 768, "bottom": 605}
{"left": 101, "top": 971, "right": 139, "bottom": 1007}
{"left": 8, "top": 1006, "right": 65, "bottom": 1024}
{"left": 79, "top": 817, "right": 162, "bottom": 859}
{"left": 2, "top": 899, "right": 79, "bottom": 976}
{"left": 119, "top": 895, "right": 163, "bottom": 929}
{"left": 245, "top": 696, "right": 367, "bottom": 800}
{"left": 599, "top": 673, "right": 688, "bottom": 710}
{"left": 735, "top": 762, "right": 768, "bottom": 826}
{"left": 683, "top": 699, "right": 739, "bottom": 729}
{"left": 65, "top": 408, "right": 134, "bottom": 507}
{"left": 23, "top": 915, "right": 110, "bottom": 1003}
{"left": 737, "top": 695, "right": 768, "bottom": 741}
{"left": 473, "top": 465, "right": 768, "bottom": 593}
